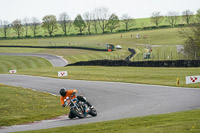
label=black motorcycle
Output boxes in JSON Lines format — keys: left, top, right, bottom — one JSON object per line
{"left": 64, "top": 95, "right": 97, "bottom": 119}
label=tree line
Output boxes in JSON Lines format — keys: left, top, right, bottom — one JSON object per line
{"left": 0, "top": 7, "right": 199, "bottom": 39}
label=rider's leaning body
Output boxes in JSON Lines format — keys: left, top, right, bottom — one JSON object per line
{"left": 60, "top": 89, "right": 77, "bottom": 106}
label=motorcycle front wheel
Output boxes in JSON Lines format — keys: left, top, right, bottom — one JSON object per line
{"left": 71, "top": 106, "right": 85, "bottom": 119}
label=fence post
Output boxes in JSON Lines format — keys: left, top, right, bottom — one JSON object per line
{"left": 142, "top": 53, "right": 143, "bottom": 61}
{"left": 152, "top": 53, "right": 154, "bottom": 60}
{"left": 164, "top": 52, "right": 165, "bottom": 60}
{"left": 171, "top": 52, "right": 172, "bottom": 60}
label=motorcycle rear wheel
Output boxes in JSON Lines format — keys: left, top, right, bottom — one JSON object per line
{"left": 89, "top": 108, "right": 97, "bottom": 117}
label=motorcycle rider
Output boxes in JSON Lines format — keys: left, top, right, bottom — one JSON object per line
{"left": 59, "top": 87, "right": 93, "bottom": 119}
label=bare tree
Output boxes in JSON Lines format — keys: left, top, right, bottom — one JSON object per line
{"left": 107, "top": 13, "right": 120, "bottom": 33}
{"left": 95, "top": 7, "right": 110, "bottom": 33}
{"left": 23, "top": 17, "right": 30, "bottom": 37}
{"left": 2, "top": 21, "right": 10, "bottom": 38}
{"left": 166, "top": 12, "right": 179, "bottom": 27}
{"left": 83, "top": 12, "right": 93, "bottom": 34}
{"left": 73, "top": 14, "right": 86, "bottom": 34}
{"left": 151, "top": 11, "right": 164, "bottom": 27}
{"left": 121, "top": 14, "right": 135, "bottom": 31}
{"left": 59, "top": 12, "right": 71, "bottom": 36}
{"left": 30, "top": 17, "right": 40, "bottom": 37}
{"left": 182, "top": 10, "right": 194, "bottom": 24}
{"left": 12, "top": 19, "right": 24, "bottom": 38}
{"left": 42, "top": 15, "right": 57, "bottom": 36}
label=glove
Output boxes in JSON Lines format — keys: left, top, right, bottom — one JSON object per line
{"left": 62, "top": 104, "right": 66, "bottom": 107}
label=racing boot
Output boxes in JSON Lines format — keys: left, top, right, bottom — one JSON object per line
{"left": 86, "top": 101, "right": 94, "bottom": 109}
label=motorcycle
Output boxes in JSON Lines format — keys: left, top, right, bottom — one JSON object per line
{"left": 64, "top": 94, "right": 97, "bottom": 119}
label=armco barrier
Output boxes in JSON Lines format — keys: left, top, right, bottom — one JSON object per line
{"left": 67, "top": 60, "right": 200, "bottom": 67}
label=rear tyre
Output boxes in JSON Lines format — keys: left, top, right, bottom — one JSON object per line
{"left": 89, "top": 108, "right": 97, "bottom": 117}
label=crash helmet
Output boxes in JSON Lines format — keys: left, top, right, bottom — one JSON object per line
{"left": 59, "top": 88, "right": 66, "bottom": 97}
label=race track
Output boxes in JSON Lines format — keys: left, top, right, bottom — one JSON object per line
{"left": 0, "top": 74, "right": 200, "bottom": 132}
{"left": 0, "top": 53, "right": 68, "bottom": 67}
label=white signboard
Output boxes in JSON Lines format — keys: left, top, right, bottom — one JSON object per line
{"left": 9, "top": 70, "right": 17, "bottom": 74}
{"left": 186, "top": 75, "right": 200, "bottom": 84}
{"left": 58, "top": 71, "right": 68, "bottom": 77}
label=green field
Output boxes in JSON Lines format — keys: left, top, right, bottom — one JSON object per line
{"left": 0, "top": 28, "right": 187, "bottom": 63}
{"left": 0, "top": 56, "right": 52, "bottom": 73}
{"left": 18, "top": 109, "right": 200, "bottom": 133}
{"left": 0, "top": 84, "right": 67, "bottom": 126}
{"left": 0, "top": 28, "right": 184, "bottom": 47}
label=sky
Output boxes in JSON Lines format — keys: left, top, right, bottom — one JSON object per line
{"left": 0, "top": 0, "right": 200, "bottom": 23}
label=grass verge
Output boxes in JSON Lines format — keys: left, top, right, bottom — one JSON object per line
{"left": 17, "top": 66, "right": 200, "bottom": 88}
{"left": 0, "top": 84, "right": 67, "bottom": 126}
{"left": 0, "top": 56, "right": 52, "bottom": 73}
{"left": 17, "top": 109, "right": 200, "bottom": 133}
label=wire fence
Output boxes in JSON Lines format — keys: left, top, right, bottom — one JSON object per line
{"left": 89, "top": 52, "right": 200, "bottom": 62}
{"left": 133, "top": 52, "right": 200, "bottom": 62}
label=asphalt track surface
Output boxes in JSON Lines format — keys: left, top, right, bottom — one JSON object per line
{"left": 0, "top": 53, "right": 68, "bottom": 67}
{"left": 0, "top": 74, "right": 200, "bottom": 133}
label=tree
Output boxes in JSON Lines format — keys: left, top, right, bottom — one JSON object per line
{"left": 166, "top": 12, "right": 179, "bottom": 27}
{"left": 0, "top": 20, "right": 2, "bottom": 34}
{"left": 107, "top": 13, "right": 120, "bottom": 33}
{"left": 73, "top": 14, "right": 86, "bottom": 34}
{"left": 2, "top": 21, "right": 10, "bottom": 38}
{"left": 83, "top": 12, "right": 93, "bottom": 34}
{"left": 59, "top": 12, "right": 71, "bottom": 36}
{"left": 179, "top": 18, "right": 200, "bottom": 58}
{"left": 23, "top": 17, "right": 30, "bottom": 37}
{"left": 121, "top": 14, "right": 135, "bottom": 31}
{"left": 182, "top": 10, "right": 194, "bottom": 24}
{"left": 151, "top": 11, "right": 164, "bottom": 27}
{"left": 91, "top": 9, "right": 99, "bottom": 34}
{"left": 95, "top": 7, "right": 110, "bottom": 33}
{"left": 42, "top": 15, "right": 57, "bottom": 36}
{"left": 30, "top": 17, "right": 40, "bottom": 37}
{"left": 196, "top": 9, "right": 200, "bottom": 21}
{"left": 12, "top": 19, "right": 24, "bottom": 38}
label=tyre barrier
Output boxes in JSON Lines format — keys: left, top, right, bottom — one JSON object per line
{"left": 67, "top": 60, "right": 200, "bottom": 67}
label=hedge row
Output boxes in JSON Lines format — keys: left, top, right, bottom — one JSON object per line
{"left": 0, "top": 45, "right": 107, "bottom": 51}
